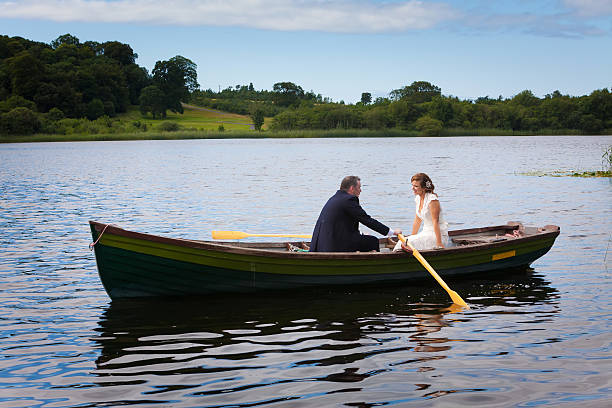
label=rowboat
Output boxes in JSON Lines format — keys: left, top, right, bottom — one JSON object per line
{"left": 89, "top": 221, "right": 559, "bottom": 300}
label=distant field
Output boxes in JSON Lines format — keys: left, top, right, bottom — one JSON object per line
{"left": 119, "top": 104, "right": 264, "bottom": 131}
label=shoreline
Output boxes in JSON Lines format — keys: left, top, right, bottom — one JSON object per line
{"left": 1, "top": 128, "right": 604, "bottom": 144}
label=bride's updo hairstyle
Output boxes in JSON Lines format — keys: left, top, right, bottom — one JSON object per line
{"left": 411, "top": 173, "right": 435, "bottom": 194}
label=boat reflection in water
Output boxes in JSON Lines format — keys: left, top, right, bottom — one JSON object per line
{"left": 89, "top": 269, "right": 558, "bottom": 406}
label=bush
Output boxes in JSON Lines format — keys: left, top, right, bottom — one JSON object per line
{"left": 47, "top": 107, "right": 65, "bottom": 121}
{"left": 415, "top": 115, "right": 443, "bottom": 136}
{"left": 158, "top": 121, "right": 180, "bottom": 132}
{"left": 0, "top": 107, "right": 41, "bottom": 135}
{"left": 103, "top": 101, "right": 116, "bottom": 117}
{"left": 86, "top": 99, "right": 105, "bottom": 120}
{"left": 0, "top": 95, "right": 37, "bottom": 113}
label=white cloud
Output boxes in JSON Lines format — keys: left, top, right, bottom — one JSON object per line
{"left": 0, "top": 0, "right": 458, "bottom": 33}
{"left": 463, "top": 11, "right": 607, "bottom": 38}
{"left": 1, "top": 0, "right": 609, "bottom": 37}
{"left": 563, "top": 0, "right": 612, "bottom": 17}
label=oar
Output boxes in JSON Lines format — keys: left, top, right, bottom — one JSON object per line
{"left": 398, "top": 234, "right": 469, "bottom": 309}
{"left": 212, "top": 230, "right": 312, "bottom": 240}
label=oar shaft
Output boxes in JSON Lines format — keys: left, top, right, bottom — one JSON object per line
{"left": 410, "top": 249, "right": 451, "bottom": 291}
{"left": 212, "top": 230, "right": 311, "bottom": 240}
{"left": 248, "top": 233, "right": 312, "bottom": 238}
{"left": 398, "top": 234, "right": 469, "bottom": 309}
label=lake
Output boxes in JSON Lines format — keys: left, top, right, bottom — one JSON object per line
{"left": 1, "top": 135, "right": 611, "bottom": 407}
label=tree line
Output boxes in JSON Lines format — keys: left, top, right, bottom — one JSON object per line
{"left": 191, "top": 82, "right": 611, "bottom": 135}
{"left": 0, "top": 34, "right": 197, "bottom": 135}
{"left": 1, "top": 34, "right": 610, "bottom": 136}
{"left": 269, "top": 81, "right": 612, "bottom": 135}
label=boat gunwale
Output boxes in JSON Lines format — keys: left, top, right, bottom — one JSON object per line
{"left": 89, "top": 221, "right": 560, "bottom": 260}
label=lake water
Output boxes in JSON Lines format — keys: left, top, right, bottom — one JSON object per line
{"left": 1, "top": 136, "right": 611, "bottom": 407}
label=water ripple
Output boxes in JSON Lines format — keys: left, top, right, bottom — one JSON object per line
{"left": 1, "top": 136, "right": 611, "bottom": 406}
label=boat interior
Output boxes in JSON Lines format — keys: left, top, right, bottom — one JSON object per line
{"left": 210, "top": 223, "right": 558, "bottom": 253}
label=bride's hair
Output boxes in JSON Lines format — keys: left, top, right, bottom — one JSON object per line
{"left": 411, "top": 173, "right": 435, "bottom": 193}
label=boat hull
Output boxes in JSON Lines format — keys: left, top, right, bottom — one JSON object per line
{"left": 89, "top": 222, "right": 559, "bottom": 299}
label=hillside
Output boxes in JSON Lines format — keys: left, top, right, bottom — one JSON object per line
{"left": 117, "top": 104, "right": 260, "bottom": 131}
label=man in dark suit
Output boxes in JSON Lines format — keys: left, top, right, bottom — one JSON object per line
{"left": 309, "top": 176, "right": 401, "bottom": 252}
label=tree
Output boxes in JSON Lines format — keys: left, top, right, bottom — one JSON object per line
{"left": 139, "top": 85, "right": 166, "bottom": 118}
{"left": 0, "top": 34, "right": 152, "bottom": 120}
{"left": 580, "top": 114, "right": 603, "bottom": 133}
{"left": 583, "top": 89, "right": 612, "bottom": 124}
{"left": 250, "top": 108, "right": 265, "bottom": 131}
{"left": 500, "top": 105, "right": 526, "bottom": 130}
{"left": 152, "top": 55, "right": 199, "bottom": 115}
{"left": 388, "top": 100, "right": 423, "bottom": 128}
{"left": 511, "top": 90, "right": 539, "bottom": 107}
{"left": 390, "top": 81, "right": 441, "bottom": 103}
{"left": 51, "top": 33, "right": 80, "bottom": 49}
{"left": 363, "top": 106, "right": 390, "bottom": 129}
{"left": 102, "top": 41, "right": 137, "bottom": 65}
{"left": 428, "top": 96, "right": 454, "bottom": 124}
{"left": 5, "top": 51, "right": 44, "bottom": 100}
{"left": 361, "top": 92, "right": 372, "bottom": 105}
{"left": 272, "top": 82, "right": 304, "bottom": 107}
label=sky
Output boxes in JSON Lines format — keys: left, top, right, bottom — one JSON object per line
{"left": 1, "top": 0, "right": 611, "bottom": 103}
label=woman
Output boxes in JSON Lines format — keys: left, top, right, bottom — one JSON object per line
{"left": 394, "top": 173, "right": 450, "bottom": 251}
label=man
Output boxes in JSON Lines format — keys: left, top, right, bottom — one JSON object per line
{"left": 309, "top": 176, "right": 401, "bottom": 252}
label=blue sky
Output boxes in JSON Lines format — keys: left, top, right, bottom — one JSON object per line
{"left": 1, "top": 0, "right": 611, "bottom": 103}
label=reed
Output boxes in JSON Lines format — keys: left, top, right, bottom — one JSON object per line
{"left": 519, "top": 145, "right": 612, "bottom": 178}
{"left": 603, "top": 145, "right": 612, "bottom": 172}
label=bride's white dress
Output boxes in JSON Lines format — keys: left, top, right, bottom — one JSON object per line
{"left": 394, "top": 193, "right": 450, "bottom": 251}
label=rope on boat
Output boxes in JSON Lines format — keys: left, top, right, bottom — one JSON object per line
{"left": 89, "top": 224, "right": 112, "bottom": 250}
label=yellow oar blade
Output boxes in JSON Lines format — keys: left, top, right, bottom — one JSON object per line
{"left": 212, "top": 230, "right": 249, "bottom": 240}
{"left": 398, "top": 234, "right": 469, "bottom": 309}
{"left": 212, "top": 230, "right": 312, "bottom": 240}
{"left": 448, "top": 290, "right": 469, "bottom": 308}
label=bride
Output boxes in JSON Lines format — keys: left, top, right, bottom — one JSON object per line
{"left": 394, "top": 173, "right": 450, "bottom": 251}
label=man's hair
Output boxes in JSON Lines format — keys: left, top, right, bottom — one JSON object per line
{"left": 340, "top": 176, "right": 360, "bottom": 191}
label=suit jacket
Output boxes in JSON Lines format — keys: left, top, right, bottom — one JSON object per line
{"left": 310, "top": 190, "right": 390, "bottom": 252}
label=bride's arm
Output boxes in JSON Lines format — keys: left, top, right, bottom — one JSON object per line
{"left": 430, "top": 200, "right": 444, "bottom": 248}
{"left": 411, "top": 215, "right": 421, "bottom": 235}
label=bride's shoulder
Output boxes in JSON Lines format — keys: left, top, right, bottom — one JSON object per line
{"left": 427, "top": 192, "right": 439, "bottom": 202}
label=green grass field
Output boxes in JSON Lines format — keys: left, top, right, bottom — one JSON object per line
{"left": 121, "top": 104, "right": 260, "bottom": 131}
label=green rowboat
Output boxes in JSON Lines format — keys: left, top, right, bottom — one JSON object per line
{"left": 89, "top": 221, "right": 559, "bottom": 299}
